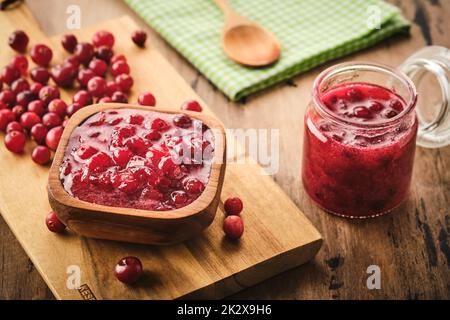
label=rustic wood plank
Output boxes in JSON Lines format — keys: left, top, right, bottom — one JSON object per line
{"left": 2, "top": 0, "right": 450, "bottom": 299}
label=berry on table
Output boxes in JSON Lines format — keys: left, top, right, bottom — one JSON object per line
{"left": 114, "top": 256, "right": 143, "bottom": 284}
{"left": 95, "top": 46, "right": 114, "bottom": 63}
{"left": 39, "top": 86, "right": 60, "bottom": 105}
{"left": 181, "top": 100, "right": 203, "bottom": 112}
{"left": 8, "top": 30, "right": 29, "bottom": 52}
{"left": 30, "top": 123, "right": 48, "bottom": 145}
{"left": 30, "top": 67, "right": 50, "bottom": 84}
{"left": 111, "top": 61, "right": 130, "bottom": 77}
{"left": 137, "top": 92, "right": 156, "bottom": 106}
{"left": 224, "top": 197, "right": 243, "bottom": 215}
{"left": 61, "top": 34, "right": 78, "bottom": 53}
{"left": 77, "top": 69, "right": 96, "bottom": 88}
{"left": 72, "top": 90, "right": 93, "bottom": 106}
{"left": 27, "top": 100, "right": 46, "bottom": 116}
{"left": 4, "top": 130, "right": 26, "bottom": 154}
{"left": 0, "top": 109, "right": 16, "bottom": 131}
{"left": 223, "top": 215, "right": 244, "bottom": 240}
{"left": 1, "top": 65, "right": 20, "bottom": 85}
{"left": 89, "top": 59, "right": 108, "bottom": 76}
{"left": 32, "top": 145, "right": 51, "bottom": 165}
{"left": 74, "top": 42, "right": 95, "bottom": 65}
{"left": 131, "top": 30, "right": 147, "bottom": 47}
{"left": 92, "top": 30, "right": 115, "bottom": 48}
{"left": 46, "top": 126, "right": 64, "bottom": 150}
{"left": 6, "top": 121, "right": 22, "bottom": 134}
{"left": 42, "top": 112, "right": 62, "bottom": 128}
{"left": 115, "top": 74, "right": 134, "bottom": 92}
{"left": 9, "top": 55, "right": 28, "bottom": 75}
{"left": 111, "top": 91, "right": 128, "bottom": 103}
{"left": 20, "top": 111, "right": 41, "bottom": 130}
{"left": 30, "top": 44, "right": 53, "bottom": 67}
{"left": 48, "top": 99, "right": 67, "bottom": 118}
{"left": 45, "top": 211, "right": 66, "bottom": 233}
{"left": 87, "top": 76, "right": 107, "bottom": 98}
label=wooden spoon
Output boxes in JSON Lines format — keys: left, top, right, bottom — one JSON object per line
{"left": 214, "top": 0, "right": 281, "bottom": 67}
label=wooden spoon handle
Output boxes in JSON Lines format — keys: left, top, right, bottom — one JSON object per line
{"left": 213, "top": 0, "right": 234, "bottom": 16}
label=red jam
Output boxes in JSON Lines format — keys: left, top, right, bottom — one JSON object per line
{"left": 60, "top": 109, "right": 215, "bottom": 211}
{"left": 302, "top": 83, "right": 417, "bottom": 218}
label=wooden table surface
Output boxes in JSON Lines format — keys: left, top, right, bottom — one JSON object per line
{"left": 1, "top": 0, "right": 449, "bottom": 299}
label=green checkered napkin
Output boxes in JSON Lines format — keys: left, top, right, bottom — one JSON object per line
{"left": 125, "top": 0, "right": 409, "bottom": 101}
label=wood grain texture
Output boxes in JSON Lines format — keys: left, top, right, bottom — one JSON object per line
{"left": 0, "top": 3, "right": 322, "bottom": 299}
{"left": 1, "top": 0, "right": 450, "bottom": 299}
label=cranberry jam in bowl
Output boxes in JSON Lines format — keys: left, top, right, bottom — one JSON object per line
{"left": 302, "top": 62, "right": 418, "bottom": 218}
{"left": 48, "top": 104, "right": 226, "bottom": 245}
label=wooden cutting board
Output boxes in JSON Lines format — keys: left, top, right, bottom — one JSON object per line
{"left": 0, "top": 5, "right": 322, "bottom": 299}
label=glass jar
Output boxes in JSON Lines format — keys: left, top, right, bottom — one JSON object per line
{"left": 302, "top": 62, "right": 418, "bottom": 218}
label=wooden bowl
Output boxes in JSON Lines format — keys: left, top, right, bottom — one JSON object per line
{"left": 47, "top": 104, "right": 226, "bottom": 245}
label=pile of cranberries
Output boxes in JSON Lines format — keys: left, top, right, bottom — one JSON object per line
{"left": 1, "top": 29, "right": 153, "bottom": 166}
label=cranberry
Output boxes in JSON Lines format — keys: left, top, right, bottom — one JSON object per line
{"left": 88, "top": 152, "right": 112, "bottom": 173}
{"left": 131, "top": 30, "right": 147, "bottom": 47}
{"left": 32, "top": 146, "right": 51, "bottom": 165}
{"left": 389, "top": 100, "right": 404, "bottom": 112}
{"left": 46, "top": 126, "right": 64, "bottom": 150}
{"left": 224, "top": 197, "right": 243, "bottom": 215}
{"left": 6, "top": 121, "right": 22, "bottom": 133}
{"left": 30, "top": 82, "right": 43, "bottom": 96}
{"left": 0, "top": 90, "right": 16, "bottom": 107}
{"left": 369, "top": 101, "right": 384, "bottom": 112}
{"left": 12, "top": 105, "right": 25, "bottom": 119}
{"left": 137, "top": 92, "right": 156, "bottom": 107}
{"left": 1, "top": 65, "right": 20, "bottom": 85}
{"left": 127, "top": 114, "right": 144, "bottom": 125}
{"left": 92, "top": 30, "right": 115, "bottom": 48}
{"left": 27, "top": 100, "right": 46, "bottom": 116}
{"left": 115, "top": 74, "right": 133, "bottom": 92}
{"left": 111, "top": 91, "right": 128, "bottom": 103}
{"left": 48, "top": 99, "right": 67, "bottom": 117}
{"left": 171, "top": 190, "right": 187, "bottom": 206}
{"left": 39, "top": 86, "right": 60, "bottom": 105}
{"left": 30, "top": 44, "right": 53, "bottom": 67}
{"left": 223, "top": 215, "right": 244, "bottom": 240}
{"left": 144, "top": 130, "right": 161, "bottom": 141}
{"left": 63, "top": 55, "right": 80, "bottom": 69}
{"left": 181, "top": 100, "right": 202, "bottom": 112}
{"left": 11, "top": 78, "right": 30, "bottom": 95}
{"left": 383, "top": 109, "right": 398, "bottom": 119}
{"left": 346, "top": 88, "right": 363, "bottom": 102}
{"left": 111, "top": 61, "right": 130, "bottom": 77}
{"left": 111, "top": 54, "right": 126, "bottom": 64}
{"left": 16, "top": 90, "right": 35, "bottom": 107}
{"left": 45, "top": 211, "right": 66, "bottom": 233}
{"left": 95, "top": 46, "right": 114, "bottom": 63}
{"left": 67, "top": 103, "right": 83, "bottom": 117}
{"left": 0, "top": 109, "right": 16, "bottom": 131}
{"left": 151, "top": 118, "right": 169, "bottom": 131}
{"left": 353, "top": 106, "right": 373, "bottom": 119}
{"left": 30, "top": 67, "right": 50, "bottom": 84}
{"left": 99, "top": 96, "right": 112, "bottom": 103}
{"left": 89, "top": 59, "right": 108, "bottom": 76}
{"left": 113, "top": 148, "right": 133, "bottom": 167}
{"left": 31, "top": 123, "right": 48, "bottom": 145}
{"left": 61, "top": 34, "right": 78, "bottom": 53}
{"left": 8, "top": 30, "right": 29, "bottom": 52}
{"left": 0, "top": 101, "right": 5, "bottom": 110}
{"left": 183, "top": 178, "right": 205, "bottom": 194}
{"left": 114, "top": 256, "right": 143, "bottom": 284}
{"left": 73, "top": 90, "right": 93, "bottom": 106}
{"left": 77, "top": 69, "right": 96, "bottom": 87}
{"left": 4, "top": 130, "right": 26, "bottom": 153}
{"left": 173, "top": 114, "right": 192, "bottom": 128}
{"left": 42, "top": 112, "right": 62, "bottom": 128}
{"left": 74, "top": 42, "right": 95, "bottom": 65}
{"left": 9, "top": 55, "right": 28, "bottom": 75}
{"left": 87, "top": 76, "right": 107, "bottom": 98}
{"left": 76, "top": 145, "right": 98, "bottom": 160}
{"left": 105, "top": 81, "right": 119, "bottom": 96}
{"left": 50, "top": 64, "right": 77, "bottom": 87}
{"left": 20, "top": 111, "right": 41, "bottom": 129}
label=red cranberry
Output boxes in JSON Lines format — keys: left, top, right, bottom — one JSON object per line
{"left": 223, "top": 215, "right": 244, "bottom": 240}
{"left": 105, "top": 81, "right": 119, "bottom": 96}
{"left": 183, "top": 178, "right": 205, "bottom": 194}
{"left": 144, "top": 130, "right": 161, "bottom": 141}
{"left": 20, "top": 111, "right": 41, "bottom": 129}
{"left": 76, "top": 145, "right": 98, "bottom": 160}
{"left": 30, "top": 44, "right": 53, "bottom": 67}
{"left": 224, "top": 197, "right": 243, "bottom": 215}
{"left": 30, "top": 82, "right": 43, "bottom": 96}
{"left": 1, "top": 65, "right": 20, "bottom": 85}
{"left": 89, "top": 59, "right": 108, "bottom": 76}
{"left": 48, "top": 99, "right": 67, "bottom": 117}
{"left": 0, "top": 80, "right": 2, "bottom": 92}
{"left": 31, "top": 123, "right": 48, "bottom": 145}
{"left": 8, "top": 30, "right": 29, "bottom": 52}
{"left": 95, "top": 46, "right": 114, "bottom": 63}
{"left": 6, "top": 121, "right": 22, "bottom": 133}
{"left": 114, "top": 256, "right": 143, "bottom": 284}
{"left": 67, "top": 103, "right": 83, "bottom": 117}
{"left": 98, "top": 96, "right": 112, "bottom": 103}
{"left": 45, "top": 211, "right": 66, "bottom": 233}
{"left": 27, "top": 100, "right": 46, "bottom": 116}
{"left": 39, "top": 86, "right": 60, "bottom": 104}
{"left": 0, "top": 101, "right": 5, "bottom": 110}
{"left": 73, "top": 90, "right": 93, "bottom": 106}
{"left": 354, "top": 106, "right": 372, "bottom": 119}
{"left": 151, "top": 118, "right": 169, "bottom": 131}
{"left": 0, "top": 90, "right": 16, "bottom": 107}
{"left": 131, "top": 30, "right": 147, "bottom": 47}
{"left": 115, "top": 74, "right": 133, "bottom": 92}
{"left": 46, "top": 126, "right": 64, "bottom": 150}
{"left": 111, "top": 61, "right": 130, "bottom": 77}
{"left": 92, "top": 30, "right": 115, "bottom": 48}
{"left": 111, "top": 91, "right": 128, "bottom": 103}
{"left": 4, "top": 130, "right": 26, "bottom": 153}
{"left": 12, "top": 105, "right": 25, "bottom": 119}
{"left": 74, "top": 42, "right": 95, "bottom": 65}
{"left": 171, "top": 190, "right": 188, "bottom": 205}
{"left": 50, "top": 64, "right": 77, "bottom": 87}
{"left": 113, "top": 148, "right": 133, "bottom": 167}
{"left": 87, "top": 76, "right": 107, "bottom": 98}
{"left": 137, "top": 92, "right": 156, "bottom": 106}
{"left": 63, "top": 55, "right": 80, "bottom": 69}
{"left": 30, "top": 67, "right": 50, "bottom": 84}
{"left": 11, "top": 78, "right": 30, "bottom": 95}
{"left": 173, "top": 114, "right": 192, "bottom": 128}
{"left": 16, "top": 90, "right": 35, "bottom": 107}
{"left": 0, "top": 109, "right": 15, "bottom": 131}
{"left": 369, "top": 101, "right": 384, "bottom": 112}
{"left": 111, "top": 54, "right": 126, "bottom": 64}
{"left": 389, "top": 100, "right": 404, "bottom": 112}
{"left": 77, "top": 69, "right": 96, "bottom": 87}
{"left": 9, "top": 55, "right": 28, "bottom": 75}
{"left": 61, "top": 34, "right": 78, "bottom": 53}
{"left": 384, "top": 109, "right": 398, "bottom": 119}
{"left": 32, "top": 146, "right": 51, "bottom": 165}
{"left": 42, "top": 112, "right": 62, "bottom": 128}
{"left": 181, "top": 100, "right": 202, "bottom": 112}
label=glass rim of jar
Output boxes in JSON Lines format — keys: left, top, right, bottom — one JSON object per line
{"left": 312, "top": 62, "right": 418, "bottom": 129}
